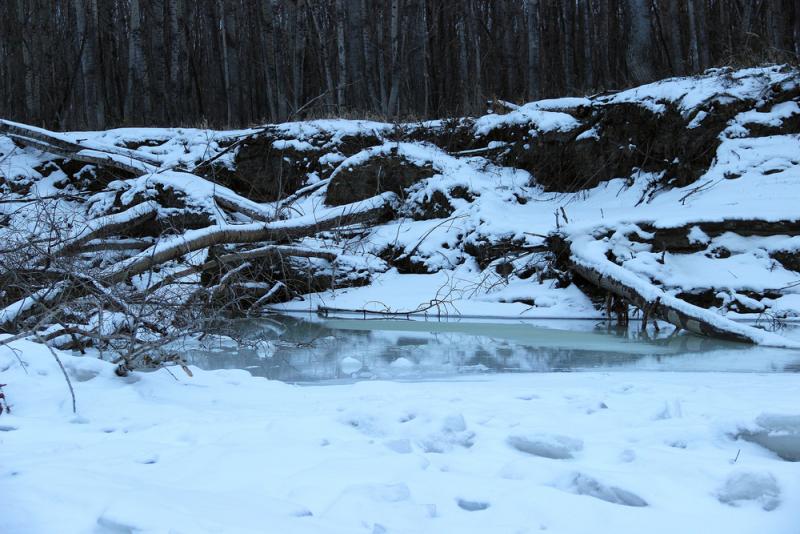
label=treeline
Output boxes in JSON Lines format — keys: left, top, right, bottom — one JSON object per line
{"left": 1, "top": 0, "right": 799, "bottom": 130}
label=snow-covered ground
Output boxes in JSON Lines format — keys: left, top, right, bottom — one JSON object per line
{"left": 2, "top": 336, "right": 799, "bottom": 534}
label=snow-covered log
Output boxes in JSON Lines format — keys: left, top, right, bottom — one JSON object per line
{"left": 145, "top": 245, "right": 338, "bottom": 292}
{"left": 53, "top": 201, "right": 160, "bottom": 255}
{"left": 566, "top": 234, "right": 800, "bottom": 347}
{"left": 106, "top": 193, "right": 394, "bottom": 282}
{"left": 0, "top": 118, "right": 162, "bottom": 169}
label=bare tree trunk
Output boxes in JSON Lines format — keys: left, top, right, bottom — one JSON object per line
{"left": 376, "top": 8, "right": 388, "bottom": 113}
{"left": 335, "top": 0, "right": 347, "bottom": 110}
{"left": 580, "top": 0, "right": 594, "bottom": 88}
{"left": 625, "top": 0, "right": 655, "bottom": 83}
{"left": 387, "top": 0, "right": 401, "bottom": 117}
{"left": 421, "top": 0, "right": 432, "bottom": 116}
{"left": 16, "top": 0, "right": 36, "bottom": 121}
{"left": 686, "top": 0, "right": 701, "bottom": 71}
{"left": 125, "top": 0, "right": 149, "bottom": 123}
{"left": 168, "top": 0, "right": 183, "bottom": 122}
{"left": 561, "top": 0, "right": 576, "bottom": 92}
{"left": 525, "top": 0, "right": 541, "bottom": 99}
{"left": 259, "top": 0, "right": 277, "bottom": 121}
{"left": 225, "top": 3, "right": 241, "bottom": 125}
{"left": 74, "top": 0, "right": 88, "bottom": 126}
{"left": 150, "top": 0, "right": 167, "bottom": 124}
{"left": 795, "top": 0, "right": 800, "bottom": 58}
{"left": 664, "top": 0, "right": 685, "bottom": 75}
{"left": 694, "top": 0, "right": 710, "bottom": 69}
{"left": 359, "top": 0, "right": 380, "bottom": 110}
{"left": 289, "top": 0, "right": 306, "bottom": 114}
{"left": 307, "top": 3, "right": 336, "bottom": 112}
{"left": 216, "top": 0, "right": 232, "bottom": 126}
{"left": 456, "top": 15, "right": 469, "bottom": 111}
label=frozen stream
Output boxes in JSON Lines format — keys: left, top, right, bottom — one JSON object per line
{"left": 185, "top": 315, "right": 800, "bottom": 382}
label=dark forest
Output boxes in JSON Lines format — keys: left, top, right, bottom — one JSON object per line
{"left": 1, "top": 0, "right": 799, "bottom": 129}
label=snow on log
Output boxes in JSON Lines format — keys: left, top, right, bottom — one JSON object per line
{"left": 0, "top": 283, "right": 68, "bottom": 330}
{"left": 53, "top": 200, "right": 160, "bottom": 255}
{"left": 106, "top": 192, "right": 395, "bottom": 282}
{"left": 145, "top": 245, "right": 338, "bottom": 292}
{"left": 567, "top": 234, "right": 800, "bottom": 348}
{"left": 0, "top": 119, "right": 162, "bottom": 168}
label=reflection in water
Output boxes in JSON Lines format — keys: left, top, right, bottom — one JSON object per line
{"left": 183, "top": 315, "right": 800, "bottom": 382}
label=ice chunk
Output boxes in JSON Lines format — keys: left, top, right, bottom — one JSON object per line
{"left": 507, "top": 433, "right": 583, "bottom": 459}
{"left": 418, "top": 415, "right": 474, "bottom": 453}
{"left": 441, "top": 413, "right": 467, "bottom": 433}
{"left": 390, "top": 357, "right": 415, "bottom": 369}
{"left": 561, "top": 473, "right": 648, "bottom": 507}
{"left": 385, "top": 439, "right": 413, "bottom": 454}
{"left": 419, "top": 429, "right": 475, "bottom": 453}
{"left": 717, "top": 471, "right": 781, "bottom": 511}
{"left": 339, "top": 356, "right": 363, "bottom": 375}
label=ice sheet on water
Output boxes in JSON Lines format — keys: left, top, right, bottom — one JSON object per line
{"left": 738, "top": 413, "right": 800, "bottom": 461}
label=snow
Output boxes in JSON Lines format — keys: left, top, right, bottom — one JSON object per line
{"left": 604, "top": 65, "right": 797, "bottom": 115}
{"left": 474, "top": 105, "right": 582, "bottom": 136}
{"left": 734, "top": 101, "right": 800, "bottom": 128}
{"left": 2, "top": 337, "right": 799, "bottom": 534}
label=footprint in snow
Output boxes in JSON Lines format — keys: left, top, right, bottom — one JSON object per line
{"left": 456, "top": 498, "right": 490, "bottom": 512}
{"left": 398, "top": 412, "right": 416, "bottom": 423}
{"left": 135, "top": 454, "right": 158, "bottom": 465}
{"left": 557, "top": 472, "right": 648, "bottom": 507}
{"left": 507, "top": 433, "right": 583, "bottom": 459}
{"left": 716, "top": 471, "right": 781, "bottom": 511}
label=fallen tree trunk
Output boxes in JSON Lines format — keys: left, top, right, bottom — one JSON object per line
{"left": 146, "top": 245, "right": 338, "bottom": 292}
{"left": 563, "top": 234, "right": 800, "bottom": 347}
{"left": 53, "top": 201, "right": 160, "bottom": 255}
{"left": 634, "top": 219, "right": 800, "bottom": 252}
{"left": 0, "top": 196, "right": 390, "bottom": 329}
{"left": 0, "top": 120, "right": 396, "bottom": 341}
{"left": 6, "top": 134, "right": 151, "bottom": 176}
{"left": 0, "top": 119, "right": 162, "bottom": 169}
{"left": 106, "top": 193, "right": 394, "bottom": 282}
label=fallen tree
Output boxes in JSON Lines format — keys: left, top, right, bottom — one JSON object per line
{"left": 0, "top": 120, "right": 396, "bottom": 371}
{"left": 549, "top": 226, "right": 800, "bottom": 348}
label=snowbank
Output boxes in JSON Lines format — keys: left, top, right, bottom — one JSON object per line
{"left": 2, "top": 338, "right": 799, "bottom": 533}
